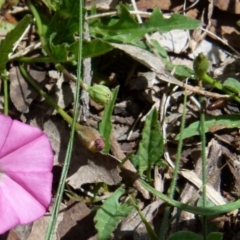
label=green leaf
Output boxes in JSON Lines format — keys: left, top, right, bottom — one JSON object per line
{"left": 207, "top": 232, "right": 223, "bottom": 240}
{"left": 94, "top": 188, "right": 134, "bottom": 240}
{"left": 49, "top": 38, "right": 113, "bottom": 62}
{"left": 49, "top": 33, "right": 70, "bottom": 62}
{"left": 176, "top": 114, "right": 240, "bottom": 140}
{"left": 134, "top": 204, "right": 160, "bottom": 240}
{"left": 0, "top": 15, "right": 31, "bottom": 73}
{"left": 166, "top": 61, "right": 195, "bottom": 79}
{"left": 145, "top": 8, "right": 200, "bottom": 33}
{"left": 41, "top": 0, "right": 59, "bottom": 11}
{"left": 223, "top": 78, "right": 240, "bottom": 96}
{"left": 132, "top": 108, "right": 164, "bottom": 177}
{"left": 150, "top": 39, "right": 195, "bottom": 79}
{"left": 46, "top": 0, "right": 79, "bottom": 44}
{"left": 151, "top": 39, "right": 195, "bottom": 79}
{"left": 167, "top": 231, "right": 202, "bottom": 240}
{"left": 99, "top": 86, "right": 119, "bottom": 153}
{"left": 90, "top": 4, "right": 200, "bottom": 43}
{"left": 141, "top": 179, "right": 240, "bottom": 217}
{"left": 70, "top": 39, "right": 113, "bottom": 59}
{"left": 197, "top": 197, "right": 215, "bottom": 208}
{"left": 150, "top": 39, "right": 168, "bottom": 59}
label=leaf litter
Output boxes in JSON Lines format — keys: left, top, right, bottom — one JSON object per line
{"left": 2, "top": 0, "right": 240, "bottom": 239}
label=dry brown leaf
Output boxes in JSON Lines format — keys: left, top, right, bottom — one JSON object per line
{"left": 4, "top": 229, "right": 22, "bottom": 240}
{"left": 9, "top": 66, "right": 46, "bottom": 113}
{"left": 66, "top": 151, "right": 121, "bottom": 188}
{"left": 175, "top": 139, "right": 224, "bottom": 230}
{"left": 31, "top": 116, "right": 122, "bottom": 188}
{"left": 13, "top": 224, "right": 32, "bottom": 240}
{"left": 111, "top": 43, "right": 165, "bottom": 72}
{"left": 27, "top": 203, "right": 65, "bottom": 240}
{"left": 48, "top": 71, "right": 75, "bottom": 115}
{"left": 136, "top": 0, "right": 183, "bottom": 11}
{"left": 27, "top": 201, "right": 97, "bottom": 240}
{"left": 116, "top": 200, "right": 163, "bottom": 239}
{"left": 214, "top": 0, "right": 240, "bottom": 14}
{"left": 57, "top": 200, "right": 97, "bottom": 240}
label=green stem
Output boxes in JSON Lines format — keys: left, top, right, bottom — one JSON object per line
{"left": 146, "top": 166, "right": 152, "bottom": 183}
{"left": 44, "top": 0, "right": 83, "bottom": 238}
{"left": 17, "top": 57, "right": 53, "bottom": 63}
{"left": 26, "top": 0, "right": 84, "bottom": 87}
{"left": 199, "top": 89, "right": 207, "bottom": 239}
{"left": 26, "top": 0, "right": 55, "bottom": 61}
{"left": 19, "top": 65, "right": 83, "bottom": 132}
{"left": 158, "top": 89, "right": 188, "bottom": 239}
{"left": 202, "top": 73, "right": 240, "bottom": 103}
{"left": 2, "top": 71, "right": 9, "bottom": 115}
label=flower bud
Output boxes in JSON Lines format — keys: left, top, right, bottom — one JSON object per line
{"left": 85, "top": 84, "right": 112, "bottom": 106}
{"left": 193, "top": 53, "right": 209, "bottom": 78}
{"left": 77, "top": 126, "right": 105, "bottom": 153}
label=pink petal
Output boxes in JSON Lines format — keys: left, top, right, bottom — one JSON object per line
{"left": 0, "top": 115, "right": 43, "bottom": 158}
{"left": 0, "top": 174, "right": 47, "bottom": 234}
{"left": 0, "top": 115, "right": 12, "bottom": 154}
{"left": 0, "top": 134, "right": 53, "bottom": 172}
{"left": 5, "top": 171, "right": 52, "bottom": 207}
{"left": 0, "top": 114, "right": 54, "bottom": 234}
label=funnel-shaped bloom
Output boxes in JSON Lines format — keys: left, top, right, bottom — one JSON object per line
{"left": 0, "top": 114, "right": 53, "bottom": 234}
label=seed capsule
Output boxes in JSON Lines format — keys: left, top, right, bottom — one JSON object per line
{"left": 77, "top": 126, "right": 105, "bottom": 152}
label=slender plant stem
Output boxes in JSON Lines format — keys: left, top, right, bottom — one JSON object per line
{"left": 2, "top": 71, "right": 9, "bottom": 115}
{"left": 202, "top": 73, "right": 240, "bottom": 103}
{"left": 44, "top": 0, "right": 83, "bottom": 239}
{"left": 27, "top": 0, "right": 55, "bottom": 61}
{"left": 18, "top": 65, "right": 83, "bottom": 131}
{"left": 26, "top": 0, "right": 85, "bottom": 87}
{"left": 158, "top": 88, "right": 188, "bottom": 239}
{"left": 199, "top": 82, "right": 207, "bottom": 240}
{"left": 17, "top": 57, "right": 53, "bottom": 63}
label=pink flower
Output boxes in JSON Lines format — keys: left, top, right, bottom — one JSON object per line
{"left": 0, "top": 114, "right": 53, "bottom": 234}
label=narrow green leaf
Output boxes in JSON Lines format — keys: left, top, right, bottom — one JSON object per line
{"left": 167, "top": 231, "right": 202, "bottom": 240}
{"left": 132, "top": 108, "right": 164, "bottom": 177}
{"left": 99, "top": 86, "right": 119, "bottom": 153}
{"left": 0, "top": 15, "right": 31, "bottom": 73}
{"left": 94, "top": 188, "right": 134, "bottom": 240}
{"left": 197, "top": 197, "right": 215, "bottom": 208}
{"left": 223, "top": 78, "right": 240, "bottom": 96}
{"left": 141, "top": 180, "right": 240, "bottom": 216}
{"left": 176, "top": 114, "right": 240, "bottom": 140}
{"left": 135, "top": 206, "right": 160, "bottom": 240}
